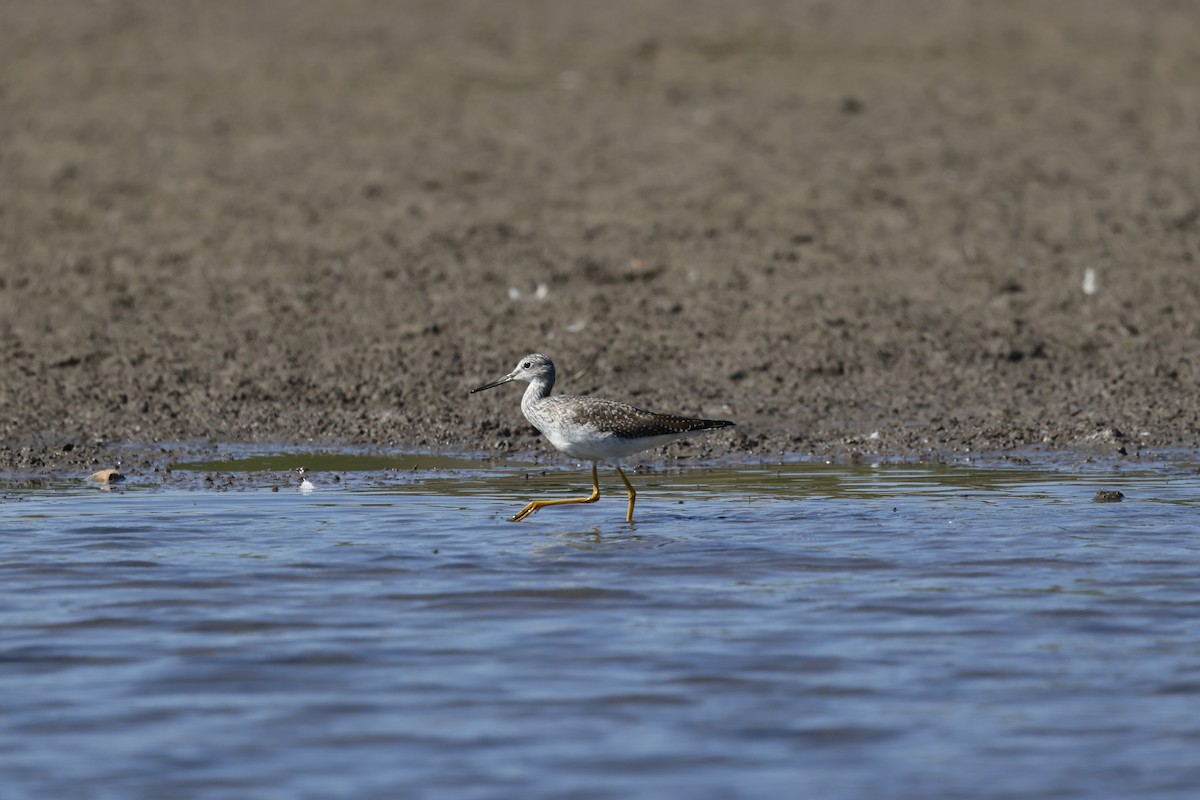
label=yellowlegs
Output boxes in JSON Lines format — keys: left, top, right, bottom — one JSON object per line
{"left": 471, "top": 353, "right": 734, "bottom": 522}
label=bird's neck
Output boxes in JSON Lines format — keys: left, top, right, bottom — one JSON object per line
{"left": 521, "top": 375, "right": 554, "bottom": 416}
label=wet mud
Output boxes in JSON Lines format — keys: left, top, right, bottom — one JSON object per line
{"left": 3, "top": 1, "right": 1199, "bottom": 473}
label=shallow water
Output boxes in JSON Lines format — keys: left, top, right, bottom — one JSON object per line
{"left": 3, "top": 454, "right": 1199, "bottom": 799}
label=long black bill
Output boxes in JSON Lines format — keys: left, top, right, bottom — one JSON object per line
{"left": 469, "top": 373, "right": 515, "bottom": 394}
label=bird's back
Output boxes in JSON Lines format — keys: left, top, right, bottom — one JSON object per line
{"left": 525, "top": 395, "right": 733, "bottom": 462}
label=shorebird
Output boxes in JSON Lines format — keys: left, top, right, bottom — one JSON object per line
{"left": 471, "top": 353, "right": 734, "bottom": 522}
{"left": 296, "top": 466, "right": 315, "bottom": 494}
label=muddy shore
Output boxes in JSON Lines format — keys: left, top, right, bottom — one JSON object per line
{"left": 3, "top": 1, "right": 1199, "bottom": 475}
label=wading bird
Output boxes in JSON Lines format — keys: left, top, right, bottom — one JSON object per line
{"left": 471, "top": 354, "right": 734, "bottom": 522}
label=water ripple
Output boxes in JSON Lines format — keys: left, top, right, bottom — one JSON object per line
{"left": 2, "top": 460, "right": 1199, "bottom": 798}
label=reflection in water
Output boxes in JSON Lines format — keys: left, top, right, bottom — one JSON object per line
{"left": 2, "top": 455, "right": 1199, "bottom": 798}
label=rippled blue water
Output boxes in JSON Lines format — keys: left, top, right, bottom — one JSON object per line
{"left": 2, "top": 457, "right": 1199, "bottom": 799}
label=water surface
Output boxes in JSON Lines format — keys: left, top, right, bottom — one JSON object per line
{"left": 2, "top": 455, "right": 1199, "bottom": 798}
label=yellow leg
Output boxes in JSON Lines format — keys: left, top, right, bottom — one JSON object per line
{"left": 614, "top": 466, "right": 637, "bottom": 523}
{"left": 510, "top": 463, "right": 600, "bottom": 522}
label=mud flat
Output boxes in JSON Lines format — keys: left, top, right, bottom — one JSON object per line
{"left": 3, "top": 1, "right": 1198, "bottom": 473}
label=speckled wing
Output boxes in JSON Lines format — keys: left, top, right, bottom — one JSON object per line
{"left": 562, "top": 397, "right": 733, "bottom": 440}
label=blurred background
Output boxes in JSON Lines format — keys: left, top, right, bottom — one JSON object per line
{"left": 3, "top": 0, "right": 1199, "bottom": 461}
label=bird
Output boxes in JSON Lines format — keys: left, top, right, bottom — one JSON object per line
{"left": 296, "top": 466, "right": 315, "bottom": 493}
{"left": 470, "top": 353, "right": 734, "bottom": 522}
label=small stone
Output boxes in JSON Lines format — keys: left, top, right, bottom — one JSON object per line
{"left": 1093, "top": 490, "right": 1124, "bottom": 503}
{"left": 89, "top": 468, "right": 124, "bottom": 484}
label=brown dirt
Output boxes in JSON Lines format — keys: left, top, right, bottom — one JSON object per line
{"left": 3, "top": 1, "right": 1200, "bottom": 474}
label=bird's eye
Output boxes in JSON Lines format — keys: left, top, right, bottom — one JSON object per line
{"left": 522, "top": 361, "right": 531, "bottom": 369}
